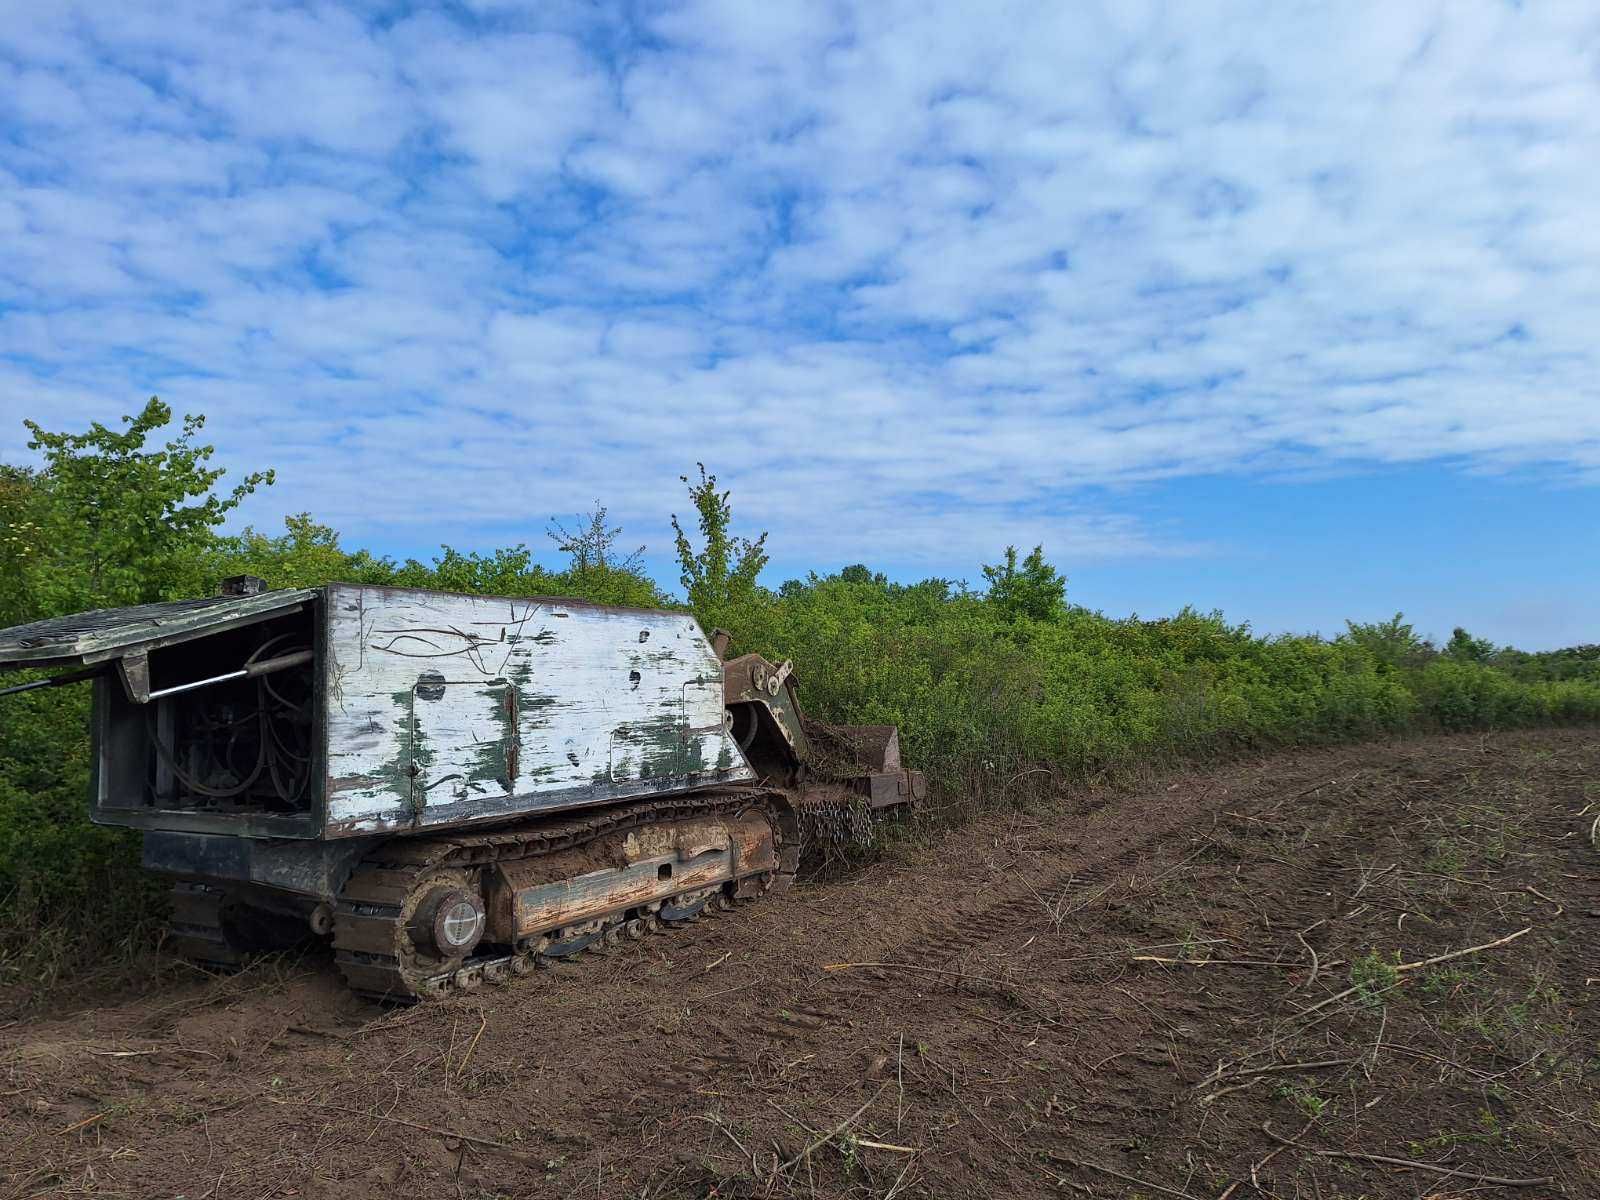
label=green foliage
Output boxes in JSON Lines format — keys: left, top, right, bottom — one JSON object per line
{"left": 2, "top": 402, "right": 1600, "bottom": 988}
{"left": 981, "top": 544, "right": 1066, "bottom": 623}
{"left": 1, "top": 401, "right": 264, "bottom": 984}
{"left": 399, "top": 543, "right": 543, "bottom": 595}
{"left": 0, "top": 467, "right": 44, "bottom": 626}
{"left": 203, "top": 514, "right": 397, "bottom": 591}
{"left": 1350, "top": 950, "right": 1402, "bottom": 1007}
{"left": 544, "top": 504, "right": 667, "bottom": 608}
{"left": 1445, "top": 626, "right": 1497, "bottom": 663}
{"left": 671, "top": 463, "right": 768, "bottom": 632}
{"left": 16, "top": 398, "right": 273, "bottom": 616}
{"left": 730, "top": 582, "right": 1439, "bottom": 791}
{"left": 1490, "top": 643, "right": 1600, "bottom": 684}
{"left": 204, "top": 508, "right": 671, "bottom": 611}
{"left": 1341, "top": 612, "right": 1431, "bottom": 670}
{"left": 1273, "top": 1081, "right": 1330, "bottom": 1119}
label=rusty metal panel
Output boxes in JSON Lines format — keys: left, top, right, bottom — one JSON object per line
{"left": 828, "top": 724, "right": 901, "bottom": 772}
{"left": 622, "top": 817, "right": 730, "bottom": 863}
{"left": 486, "top": 810, "right": 774, "bottom": 941}
{"left": 723, "top": 653, "right": 812, "bottom": 762}
{"left": 728, "top": 807, "right": 778, "bottom": 873}
{"left": 863, "top": 773, "right": 900, "bottom": 808}
{"left": 502, "top": 852, "right": 731, "bottom": 936}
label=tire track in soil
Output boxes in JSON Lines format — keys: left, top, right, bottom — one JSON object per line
{"left": 577, "top": 753, "right": 1373, "bottom": 1189}
{"left": 660, "top": 768, "right": 1245, "bottom": 1082}
{"left": 636, "top": 754, "right": 1366, "bottom": 1189}
{"left": 575, "top": 764, "right": 1281, "bottom": 1119}
{"left": 738, "top": 751, "right": 1508, "bottom": 1195}
{"left": 876, "top": 758, "right": 1357, "bottom": 972}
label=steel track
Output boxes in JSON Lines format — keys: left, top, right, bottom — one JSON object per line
{"left": 331, "top": 786, "right": 801, "bottom": 1002}
{"left": 164, "top": 880, "right": 247, "bottom": 968}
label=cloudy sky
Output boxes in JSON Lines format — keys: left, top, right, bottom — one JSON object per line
{"left": 2, "top": 2, "right": 1597, "bottom": 647}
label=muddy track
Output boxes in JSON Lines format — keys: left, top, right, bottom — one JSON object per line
{"left": 3, "top": 729, "right": 1597, "bottom": 1199}
{"left": 331, "top": 787, "right": 798, "bottom": 1000}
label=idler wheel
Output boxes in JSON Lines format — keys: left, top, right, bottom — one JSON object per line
{"left": 409, "top": 886, "right": 486, "bottom": 959}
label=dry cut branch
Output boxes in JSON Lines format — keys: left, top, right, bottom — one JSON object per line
{"left": 1296, "top": 927, "right": 1532, "bottom": 1017}
{"left": 1262, "top": 1122, "right": 1554, "bottom": 1187}
{"left": 778, "top": 1085, "right": 886, "bottom": 1173}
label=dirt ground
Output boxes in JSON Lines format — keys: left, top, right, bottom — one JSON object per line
{"left": 3, "top": 728, "right": 1598, "bottom": 1199}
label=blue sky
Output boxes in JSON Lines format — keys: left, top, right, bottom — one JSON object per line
{"left": 1, "top": 2, "right": 1597, "bottom": 649}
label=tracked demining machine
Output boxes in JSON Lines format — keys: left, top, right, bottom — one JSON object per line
{"left": 0, "top": 579, "right": 923, "bottom": 1000}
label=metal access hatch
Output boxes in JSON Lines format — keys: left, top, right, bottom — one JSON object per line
{"left": 0, "top": 587, "right": 317, "bottom": 700}
{"left": 0, "top": 585, "right": 325, "bottom": 838}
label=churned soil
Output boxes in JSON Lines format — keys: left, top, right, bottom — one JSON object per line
{"left": 3, "top": 728, "right": 1598, "bottom": 1199}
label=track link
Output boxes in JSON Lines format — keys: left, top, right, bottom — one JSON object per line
{"left": 332, "top": 787, "right": 799, "bottom": 1002}
{"left": 164, "top": 881, "right": 248, "bottom": 968}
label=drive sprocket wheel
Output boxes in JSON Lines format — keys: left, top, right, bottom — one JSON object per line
{"left": 334, "top": 865, "right": 487, "bottom": 999}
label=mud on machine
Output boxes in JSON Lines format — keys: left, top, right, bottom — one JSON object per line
{"left": 0, "top": 578, "right": 923, "bottom": 1000}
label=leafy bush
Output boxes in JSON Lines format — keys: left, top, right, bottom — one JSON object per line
{"left": 2, "top": 400, "right": 1598, "bottom": 985}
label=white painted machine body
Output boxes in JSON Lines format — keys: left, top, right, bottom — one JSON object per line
{"left": 320, "top": 584, "right": 754, "bottom": 836}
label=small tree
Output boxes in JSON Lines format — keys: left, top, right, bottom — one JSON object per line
{"left": 1, "top": 400, "right": 273, "bottom": 980}
{"left": 546, "top": 503, "right": 665, "bottom": 608}
{"left": 671, "top": 464, "right": 768, "bottom": 629}
{"left": 18, "top": 399, "right": 273, "bottom": 615}
{"left": 548, "top": 503, "right": 646, "bottom": 573}
{"left": 836, "top": 563, "right": 886, "bottom": 585}
{"left": 1342, "top": 613, "right": 1432, "bottom": 670}
{"left": 981, "top": 545, "right": 1066, "bottom": 623}
{"left": 1444, "top": 626, "right": 1496, "bottom": 664}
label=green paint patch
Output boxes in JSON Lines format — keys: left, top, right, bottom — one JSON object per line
{"left": 635, "top": 710, "right": 689, "bottom": 779}
{"left": 367, "top": 687, "right": 436, "bottom": 817}
{"left": 611, "top": 750, "right": 637, "bottom": 782}
{"left": 507, "top": 660, "right": 560, "bottom": 732}
{"left": 681, "top": 726, "right": 708, "bottom": 775}
{"left": 467, "top": 737, "right": 512, "bottom": 793}
{"left": 461, "top": 681, "right": 518, "bottom": 793}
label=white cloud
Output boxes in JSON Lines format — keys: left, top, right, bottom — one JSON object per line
{"left": 0, "top": 0, "right": 1597, "bottom": 578}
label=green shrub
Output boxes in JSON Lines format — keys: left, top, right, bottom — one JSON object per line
{"left": 3, "top": 401, "right": 1599, "bottom": 985}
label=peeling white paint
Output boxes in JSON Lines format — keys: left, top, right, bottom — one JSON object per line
{"left": 322, "top": 585, "right": 753, "bottom": 834}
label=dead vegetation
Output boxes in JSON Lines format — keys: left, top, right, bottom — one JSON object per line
{"left": 2, "top": 728, "right": 1598, "bottom": 1198}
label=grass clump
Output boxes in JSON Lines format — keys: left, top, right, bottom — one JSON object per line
{"left": 1273, "top": 1081, "right": 1331, "bottom": 1119}
{"left": 1349, "top": 950, "right": 1402, "bottom": 1007}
